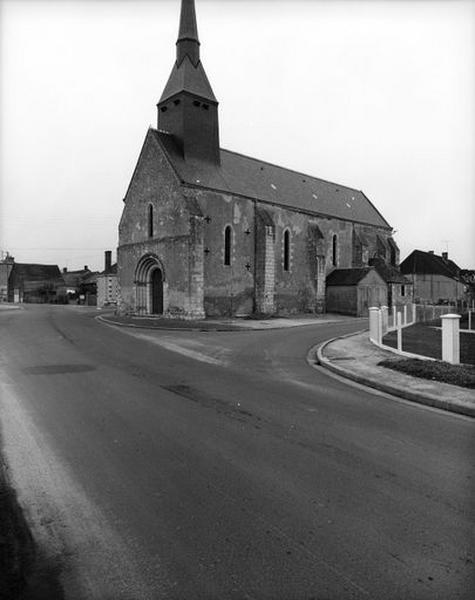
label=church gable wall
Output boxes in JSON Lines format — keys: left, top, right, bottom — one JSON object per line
{"left": 119, "top": 133, "right": 189, "bottom": 245}
{"left": 118, "top": 134, "right": 204, "bottom": 317}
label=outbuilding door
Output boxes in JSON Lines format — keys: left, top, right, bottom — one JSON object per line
{"left": 151, "top": 269, "right": 163, "bottom": 315}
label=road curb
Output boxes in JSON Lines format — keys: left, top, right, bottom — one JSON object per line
{"left": 308, "top": 333, "right": 475, "bottom": 419}
{"left": 95, "top": 314, "right": 241, "bottom": 332}
{"left": 95, "top": 314, "right": 347, "bottom": 333}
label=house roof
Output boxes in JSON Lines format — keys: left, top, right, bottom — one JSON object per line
{"left": 326, "top": 267, "right": 377, "bottom": 286}
{"left": 152, "top": 130, "right": 391, "bottom": 229}
{"left": 82, "top": 272, "right": 100, "bottom": 284}
{"left": 99, "top": 263, "right": 118, "bottom": 276}
{"left": 61, "top": 269, "right": 91, "bottom": 287}
{"left": 10, "top": 263, "right": 62, "bottom": 282}
{"left": 400, "top": 250, "right": 461, "bottom": 280}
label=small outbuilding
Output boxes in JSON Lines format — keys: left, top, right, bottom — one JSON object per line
{"left": 326, "top": 267, "right": 387, "bottom": 316}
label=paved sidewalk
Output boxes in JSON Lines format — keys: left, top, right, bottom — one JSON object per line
{"left": 98, "top": 312, "right": 353, "bottom": 331}
{"left": 315, "top": 331, "right": 475, "bottom": 418}
{"left": 0, "top": 304, "right": 21, "bottom": 311}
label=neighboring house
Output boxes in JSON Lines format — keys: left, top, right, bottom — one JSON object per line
{"left": 400, "top": 250, "right": 465, "bottom": 304}
{"left": 326, "top": 267, "right": 387, "bottom": 316}
{"left": 118, "top": 0, "right": 402, "bottom": 319}
{"left": 0, "top": 258, "right": 64, "bottom": 303}
{"left": 369, "top": 257, "right": 413, "bottom": 308}
{"left": 0, "top": 253, "right": 15, "bottom": 301}
{"left": 97, "top": 251, "right": 119, "bottom": 308}
{"left": 60, "top": 266, "right": 95, "bottom": 303}
{"left": 80, "top": 271, "right": 99, "bottom": 306}
{"left": 460, "top": 270, "right": 475, "bottom": 303}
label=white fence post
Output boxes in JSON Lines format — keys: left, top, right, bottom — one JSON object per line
{"left": 397, "top": 312, "right": 402, "bottom": 351}
{"left": 403, "top": 305, "right": 407, "bottom": 326}
{"left": 468, "top": 310, "right": 472, "bottom": 331}
{"left": 441, "top": 314, "right": 461, "bottom": 364}
{"left": 392, "top": 305, "right": 396, "bottom": 329}
{"left": 381, "top": 305, "right": 388, "bottom": 336}
{"left": 369, "top": 307, "right": 381, "bottom": 345}
{"left": 412, "top": 303, "right": 416, "bottom": 324}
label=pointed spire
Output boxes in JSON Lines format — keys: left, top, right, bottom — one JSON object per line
{"left": 176, "top": 0, "right": 200, "bottom": 67}
{"left": 157, "top": 0, "right": 220, "bottom": 164}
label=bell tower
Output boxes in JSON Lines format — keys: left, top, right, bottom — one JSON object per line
{"left": 157, "top": 0, "right": 220, "bottom": 164}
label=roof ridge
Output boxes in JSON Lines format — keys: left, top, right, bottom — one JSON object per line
{"left": 220, "top": 147, "right": 362, "bottom": 193}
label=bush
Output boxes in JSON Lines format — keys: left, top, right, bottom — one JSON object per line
{"left": 378, "top": 358, "right": 475, "bottom": 389}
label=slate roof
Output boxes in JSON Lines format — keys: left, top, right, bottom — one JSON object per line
{"left": 99, "top": 263, "right": 118, "bottom": 276}
{"left": 82, "top": 271, "right": 100, "bottom": 284}
{"left": 326, "top": 267, "right": 376, "bottom": 286}
{"left": 400, "top": 250, "right": 461, "bottom": 280}
{"left": 153, "top": 130, "right": 391, "bottom": 229}
{"left": 61, "top": 269, "right": 91, "bottom": 288}
{"left": 10, "top": 263, "right": 62, "bottom": 283}
{"left": 159, "top": 58, "right": 217, "bottom": 104}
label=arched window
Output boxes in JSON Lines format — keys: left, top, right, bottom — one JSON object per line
{"left": 224, "top": 225, "right": 232, "bottom": 266}
{"left": 332, "top": 234, "right": 338, "bottom": 266}
{"left": 283, "top": 229, "right": 290, "bottom": 271}
{"left": 148, "top": 204, "right": 153, "bottom": 238}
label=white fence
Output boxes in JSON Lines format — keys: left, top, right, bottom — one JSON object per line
{"left": 369, "top": 304, "right": 473, "bottom": 365}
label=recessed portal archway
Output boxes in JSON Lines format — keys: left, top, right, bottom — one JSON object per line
{"left": 135, "top": 254, "right": 166, "bottom": 315}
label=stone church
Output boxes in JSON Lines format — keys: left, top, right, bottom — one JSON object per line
{"left": 118, "top": 0, "right": 399, "bottom": 318}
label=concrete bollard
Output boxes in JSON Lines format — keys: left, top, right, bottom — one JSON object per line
{"left": 380, "top": 305, "right": 388, "bottom": 336}
{"left": 369, "top": 307, "right": 381, "bottom": 344}
{"left": 397, "top": 312, "right": 402, "bottom": 351}
{"left": 441, "top": 314, "right": 461, "bottom": 364}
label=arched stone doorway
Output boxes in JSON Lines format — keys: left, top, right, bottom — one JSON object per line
{"left": 135, "top": 254, "right": 166, "bottom": 315}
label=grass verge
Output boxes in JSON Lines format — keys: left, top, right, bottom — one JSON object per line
{"left": 383, "top": 323, "right": 475, "bottom": 365}
{"left": 378, "top": 357, "right": 475, "bottom": 389}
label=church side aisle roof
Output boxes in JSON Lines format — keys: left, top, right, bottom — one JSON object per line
{"left": 154, "top": 130, "right": 391, "bottom": 229}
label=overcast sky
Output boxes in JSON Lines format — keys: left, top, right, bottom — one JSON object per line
{"left": 1, "top": 0, "right": 474, "bottom": 272}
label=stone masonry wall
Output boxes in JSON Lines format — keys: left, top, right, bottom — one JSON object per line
{"left": 118, "top": 131, "right": 204, "bottom": 317}
{"left": 193, "top": 189, "right": 255, "bottom": 316}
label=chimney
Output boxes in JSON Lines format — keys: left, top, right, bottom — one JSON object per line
{"left": 428, "top": 250, "right": 434, "bottom": 255}
{"left": 104, "top": 250, "right": 112, "bottom": 272}
{"left": 63, "top": 267, "right": 67, "bottom": 273}
{"left": 442, "top": 252, "right": 448, "bottom": 261}
{"left": 84, "top": 265, "right": 88, "bottom": 271}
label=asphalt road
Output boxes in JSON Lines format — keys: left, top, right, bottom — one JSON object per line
{"left": 0, "top": 305, "right": 473, "bottom": 600}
